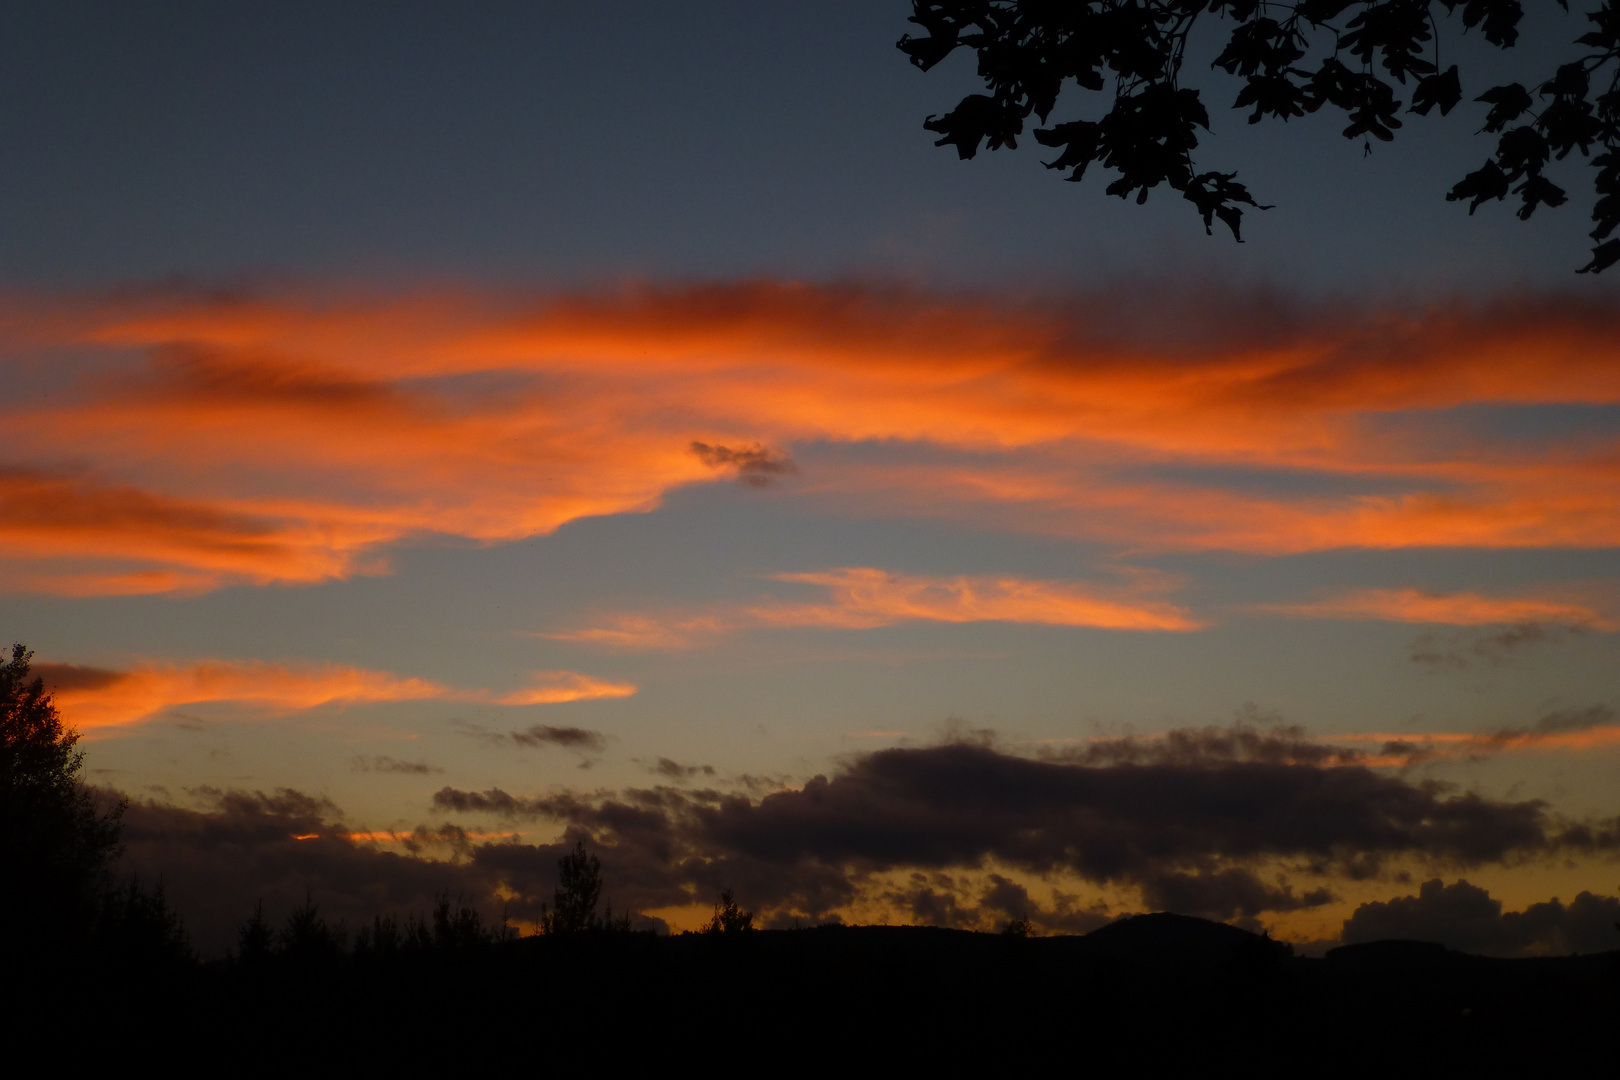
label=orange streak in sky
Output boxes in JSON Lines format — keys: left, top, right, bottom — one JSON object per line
{"left": 3, "top": 284, "right": 1619, "bottom": 594}
{"left": 45, "top": 659, "right": 635, "bottom": 729}
{"left": 494, "top": 671, "right": 638, "bottom": 705}
{"left": 343, "top": 830, "right": 520, "bottom": 843}
{"left": 547, "top": 566, "right": 1199, "bottom": 649}
{"left": 1256, "top": 587, "right": 1615, "bottom": 628}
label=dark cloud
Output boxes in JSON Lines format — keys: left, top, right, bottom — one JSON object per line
{"left": 431, "top": 787, "right": 528, "bottom": 815}
{"left": 33, "top": 662, "right": 124, "bottom": 693}
{"left": 884, "top": 871, "right": 1113, "bottom": 934}
{"left": 452, "top": 719, "right": 605, "bottom": 754}
{"left": 1044, "top": 723, "right": 1371, "bottom": 768}
{"left": 107, "top": 733, "right": 1620, "bottom": 953}
{"left": 350, "top": 756, "right": 443, "bottom": 775}
{"left": 510, "top": 725, "right": 605, "bottom": 752}
{"left": 112, "top": 788, "right": 498, "bottom": 958}
{"left": 432, "top": 733, "right": 1617, "bottom": 926}
{"left": 1410, "top": 622, "right": 1584, "bottom": 669}
{"left": 690, "top": 743, "right": 1573, "bottom": 874}
{"left": 647, "top": 757, "right": 715, "bottom": 780}
{"left": 689, "top": 441, "right": 797, "bottom": 487}
{"left": 1524, "top": 704, "right": 1614, "bottom": 735}
{"left": 1136, "top": 869, "right": 1335, "bottom": 920}
{"left": 1340, "top": 878, "right": 1620, "bottom": 957}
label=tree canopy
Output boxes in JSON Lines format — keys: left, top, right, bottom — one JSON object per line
{"left": 899, "top": 0, "right": 1620, "bottom": 271}
{"left": 0, "top": 643, "right": 123, "bottom": 960}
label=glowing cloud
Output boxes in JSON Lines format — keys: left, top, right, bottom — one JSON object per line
{"left": 548, "top": 566, "right": 1199, "bottom": 649}
{"left": 1258, "top": 588, "right": 1616, "bottom": 628}
{"left": 3, "top": 283, "right": 1619, "bottom": 595}
{"left": 494, "top": 671, "right": 638, "bottom": 705}
{"left": 38, "top": 660, "right": 635, "bottom": 729}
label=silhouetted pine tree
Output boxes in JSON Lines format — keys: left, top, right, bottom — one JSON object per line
{"left": 0, "top": 643, "right": 123, "bottom": 964}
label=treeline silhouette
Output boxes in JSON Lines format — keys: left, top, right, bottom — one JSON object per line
{"left": 4, "top": 643, "right": 1614, "bottom": 1067}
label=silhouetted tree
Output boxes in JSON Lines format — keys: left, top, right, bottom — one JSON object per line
{"left": 430, "top": 892, "right": 509, "bottom": 948}
{"left": 539, "top": 839, "right": 633, "bottom": 933}
{"left": 280, "top": 893, "right": 345, "bottom": 962}
{"left": 0, "top": 643, "right": 123, "bottom": 962}
{"left": 699, "top": 888, "right": 755, "bottom": 934}
{"left": 900, "top": 0, "right": 1620, "bottom": 270}
{"left": 93, "top": 875, "right": 193, "bottom": 972}
{"left": 237, "top": 900, "right": 274, "bottom": 964}
{"left": 1000, "top": 915, "right": 1035, "bottom": 937}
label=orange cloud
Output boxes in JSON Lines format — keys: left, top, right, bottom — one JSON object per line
{"left": 3, "top": 283, "right": 1619, "bottom": 595}
{"left": 1257, "top": 588, "right": 1616, "bottom": 629}
{"left": 494, "top": 671, "right": 637, "bottom": 705}
{"left": 40, "top": 659, "right": 635, "bottom": 729}
{"left": 548, "top": 566, "right": 1199, "bottom": 649}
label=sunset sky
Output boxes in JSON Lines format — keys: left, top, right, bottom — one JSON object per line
{"left": 3, "top": 2, "right": 1617, "bottom": 953}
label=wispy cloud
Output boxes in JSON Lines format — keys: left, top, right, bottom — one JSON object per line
{"left": 493, "top": 673, "right": 636, "bottom": 706}
{"left": 37, "top": 659, "right": 634, "bottom": 729}
{"left": 547, "top": 566, "right": 1200, "bottom": 649}
{"left": 349, "top": 755, "right": 443, "bottom": 775}
{"left": 1257, "top": 587, "right": 1615, "bottom": 629}
{"left": 1334, "top": 705, "right": 1620, "bottom": 761}
{"left": 3, "top": 283, "right": 1619, "bottom": 594}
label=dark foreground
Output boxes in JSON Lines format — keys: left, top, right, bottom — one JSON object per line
{"left": 29, "top": 914, "right": 1618, "bottom": 1068}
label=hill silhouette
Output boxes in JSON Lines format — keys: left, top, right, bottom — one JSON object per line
{"left": 18, "top": 906, "right": 1609, "bottom": 1069}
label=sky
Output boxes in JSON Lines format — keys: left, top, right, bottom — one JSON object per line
{"left": 2, "top": 1, "right": 1618, "bottom": 954}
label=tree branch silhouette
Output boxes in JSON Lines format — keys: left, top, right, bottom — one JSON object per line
{"left": 900, "top": 0, "right": 1620, "bottom": 270}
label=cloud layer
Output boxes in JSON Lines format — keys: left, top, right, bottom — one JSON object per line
{"left": 4, "top": 282, "right": 1618, "bottom": 595}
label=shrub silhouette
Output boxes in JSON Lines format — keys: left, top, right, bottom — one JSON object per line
{"left": 0, "top": 643, "right": 124, "bottom": 962}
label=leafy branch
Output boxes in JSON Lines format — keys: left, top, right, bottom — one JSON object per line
{"left": 899, "top": 0, "right": 1620, "bottom": 270}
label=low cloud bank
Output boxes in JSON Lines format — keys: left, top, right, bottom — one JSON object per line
{"left": 110, "top": 731, "right": 1620, "bottom": 956}
{"left": 1342, "top": 878, "right": 1620, "bottom": 956}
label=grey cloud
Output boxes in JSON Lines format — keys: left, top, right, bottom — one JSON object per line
{"left": 1341, "top": 878, "right": 1620, "bottom": 957}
